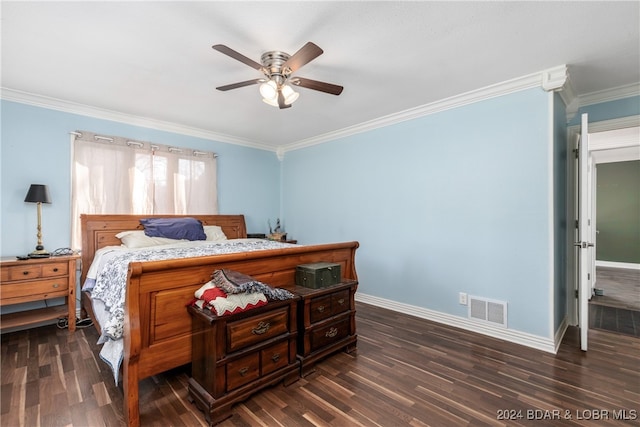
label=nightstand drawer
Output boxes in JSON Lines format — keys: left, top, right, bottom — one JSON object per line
{"left": 227, "top": 307, "right": 289, "bottom": 352}
{"left": 310, "top": 316, "right": 350, "bottom": 352}
{"left": 309, "top": 294, "right": 333, "bottom": 323}
{"left": 1, "top": 278, "right": 69, "bottom": 305}
{"left": 2, "top": 262, "right": 68, "bottom": 281}
{"left": 331, "top": 290, "right": 350, "bottom": 315}
{"left": 226, "top": 353, "right": 259, "bottom": 391}
{"left": 42, "top": 262, "right": 69, "bottom": 277}
{"left": 261, "top": 340, "right": 290, "bottom": 375}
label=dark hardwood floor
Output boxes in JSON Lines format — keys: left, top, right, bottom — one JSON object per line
{"left": 589, "top": 267, "right": 640, "bottom": 337}
{"left": 591, "top": 267, "right": 640, "bottom": 311}
{"left": 2, "top": 302, "right": 639, "bottom": 426}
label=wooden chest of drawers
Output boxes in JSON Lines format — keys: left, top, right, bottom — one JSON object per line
{"left": 295, "top": 280, "right": 358, "bottom": 376}
{"left": 0, "top": 255, "right": 79, "bottom": 332}
{"left": 187, "top": 298, "right": 300, "bottom": 426}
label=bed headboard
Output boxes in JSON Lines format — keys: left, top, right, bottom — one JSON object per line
{"left": 79, "top": 214, "right": 247, "bottom": 281}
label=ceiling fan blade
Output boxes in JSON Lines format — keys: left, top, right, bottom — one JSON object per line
{"left": 282, "top": 42, "right": 323, "bottom": 73}
{"left": 212, "top": 44, "right": 262, "bottom": 70}
{"left": 292, "top": 77, "right": 343, "bottom": 95}
{"left": 216, "top": 79, "right": 262, "bottom": 91}
{"left": 277, "top": 90, "right": 291, "bottom": 109}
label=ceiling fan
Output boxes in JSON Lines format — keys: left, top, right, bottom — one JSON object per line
{"left": 212, "top": 42, "right": 343, "bottom": 109}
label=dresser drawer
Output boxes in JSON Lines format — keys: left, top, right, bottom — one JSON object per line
{"left": 261, "top": 340, "right": 290, "bottom": 375}
{"left": 309, "top": 294, "right": 333, "bottom": 323}
{"left": 2, "top": 262, "right": 68, "bottom": 281}
{"left": 226, "top": 353, "right": 259, "bottom": 391}
{"left": 1, "top": 278, "right": 69, "bottom": 304}
{"left": 310, "top": 316, "right": 350, "bottom": 352}
{"left": 331, "top": 290, "right": 350, "bottom": 316}
{"left": 227, "top": 307, "right": 289, "bottom": 352}
{"left": 309, "top": 289, "right": 351, "bottom": 324}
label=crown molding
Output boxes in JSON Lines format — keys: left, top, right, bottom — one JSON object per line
{"left": 0, "top": 87, "right": 274, "bottom": 152}
{"left": 4, "top": 69, "right": 637, "bottom": 156}
{"left": 282, "top": 66, "right": 567, "bottom": 153}
{"left": 578, "top": 83, "right": 640, "bottom": 107}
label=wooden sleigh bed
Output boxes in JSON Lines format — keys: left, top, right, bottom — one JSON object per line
{"left": 80, "top": 214, "right": 359, "bottom": 427}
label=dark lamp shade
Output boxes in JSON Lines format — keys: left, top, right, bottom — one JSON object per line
{"left": 24, "top": 184, "right": 52, "bottom": 204}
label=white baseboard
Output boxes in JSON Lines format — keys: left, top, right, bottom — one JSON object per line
{"left": 355, "top": 293, "right": 557, "bottom": 354}
{"left": 596, "top": 260, "right": 640, "bottom": 270}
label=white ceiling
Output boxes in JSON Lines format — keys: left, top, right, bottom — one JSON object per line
{"left": 2, "top": 1, "right": 639, "bottom": 151}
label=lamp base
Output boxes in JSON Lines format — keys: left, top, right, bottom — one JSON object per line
{"left": 29, "top": 246, "right": 50, "bottom": 258}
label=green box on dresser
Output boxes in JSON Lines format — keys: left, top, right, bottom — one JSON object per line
{"left": 295, "top": 262, "right": 341, "bottom": 289}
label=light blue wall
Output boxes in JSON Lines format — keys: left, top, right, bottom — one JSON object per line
{"left": 553, "top": 92, "right": 568, "bottom": 332}
{"left": 568, "top": 96, "right": 640, "bottom": 126}
{"left": 0, "top": 100, "right": 281, "bottom": 257}
{"left": 282, "top": 88, "right": 552, "bottom": 337}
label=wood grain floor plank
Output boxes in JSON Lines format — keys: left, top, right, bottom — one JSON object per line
{"left": 2, "top": 302, "right": 639, "bottom": 426}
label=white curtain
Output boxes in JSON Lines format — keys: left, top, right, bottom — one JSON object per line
{"left": 71, "top": 131, "right": 218, "bottom": 248}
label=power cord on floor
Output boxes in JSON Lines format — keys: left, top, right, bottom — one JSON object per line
{"left": 57, "top": 317, "right": 94, "bottom": 329}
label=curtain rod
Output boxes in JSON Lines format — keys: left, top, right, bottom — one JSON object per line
{"left": 71, "top": 131, "right": 218, "bottom": 157}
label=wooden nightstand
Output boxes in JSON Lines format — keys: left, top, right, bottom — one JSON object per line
{"left": 0, "top": 254, "right": 80, "bottom": 332}
{"left": 294, "top": 280, "right": 358, "bottom": 377}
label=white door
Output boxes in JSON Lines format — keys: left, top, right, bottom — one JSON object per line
{"left": 577, "top": 113, "right": 594, "bottom": 351}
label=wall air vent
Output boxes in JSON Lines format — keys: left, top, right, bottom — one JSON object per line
{"left": 468, "top": 296, "right": 507, "bottom": 328}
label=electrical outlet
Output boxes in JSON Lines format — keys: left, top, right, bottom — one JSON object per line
{"left": 459, "top": 292, "right": 468, "bottom": 305}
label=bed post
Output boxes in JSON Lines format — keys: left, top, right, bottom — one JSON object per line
{"left": 124, "top": 265, "right": 143, "bottom": 427}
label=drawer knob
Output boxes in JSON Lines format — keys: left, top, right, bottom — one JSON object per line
{"left": 337, "top": 298, "right": 345, "bottom": 305}
{"left": 53, "top": 268, "right": 59, "bottom": 272}
{"left": 238, "top": 367, "right": 249, "bottom": 377}
{"left": 325, "top": 327, "right": 338, "bottom": 338}
{"left": 317, "top": 305, "right": 326, "bottom": 313}
{"left": 271, "top": 353, "right": 281, "bottom": 363}
{"left": 252, "top": 321, "right": 270, "bottom": 335}
{"left": 23, "top": 271, "right": 29, "bottom": 276}
{"left": 52, "top": 283, "right": 60, "bottom": 288}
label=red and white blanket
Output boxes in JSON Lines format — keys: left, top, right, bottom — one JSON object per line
{"left": 191, "top": 280, "right": 267, "bottom": 315}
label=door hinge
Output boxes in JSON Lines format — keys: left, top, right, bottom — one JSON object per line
{"left": 574, "top": 148, "right": 579, "bottom": 159}
{"left": 588, "top": 273, "right": 591, "bottom": 281}
{"left": 575, "top": 220, "right": 579, "bottom": 229}
{"left": 575, "top": 290, "right": 579, "bottom": 298}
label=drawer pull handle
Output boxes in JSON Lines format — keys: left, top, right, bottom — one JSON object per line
{"left": 52, "top": 284, "right": 60, "bottom": 288}
{"left": 337, "top": 298, "right": 345, "bottom": 305}
{"left": 325, "top": 327, "right": 338, "bottom": 338}
{"left": 238, "top": 367, "right": 249, "bottom": 377}
{"left": 317, "top": 305, "right": 326, "bottom": 313}
{"left": 53, "top": 268, "right": 59, "bottom": 272}
{"left": 23, "top": 271, "right": 29, "bottom": 276}
{"left": 271, "top": 353, "right": 281, "bottom": 363}
{"left": 252, "top": 321, "right": 270, "bottom": 335}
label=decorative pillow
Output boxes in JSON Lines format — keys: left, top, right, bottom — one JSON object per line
{"left": 115, "top": 230, "right": 182, "bottom": 248}
{"left": 204, "top": 225, "right": 228, "bottom": 241}
{"left": 140, "top": 217, "right": 206, "bottom": 241}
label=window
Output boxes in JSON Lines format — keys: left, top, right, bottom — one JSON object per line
{"left": 71, "top": 131, "right": 218, "bottom": 248}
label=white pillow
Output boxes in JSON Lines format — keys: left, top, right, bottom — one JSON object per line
{"left": 115, "top": 230, "right": 183, "bottom": 248}
{"left": 204, "top": 225, "right": 228, "bottom": 241}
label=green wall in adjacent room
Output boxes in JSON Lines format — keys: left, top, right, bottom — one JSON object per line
{"left": 596, "top": 160, "right": 640, "bottom": 263}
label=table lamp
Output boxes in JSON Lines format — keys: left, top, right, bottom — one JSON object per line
{"left": 24, "top": 184, "right": 52, "bottom": 257}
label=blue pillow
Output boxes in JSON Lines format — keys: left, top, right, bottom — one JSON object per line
{"left": 140, "top": 217, "right": 206, "bottom": 241}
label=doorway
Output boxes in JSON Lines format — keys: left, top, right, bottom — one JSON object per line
{"left": 589, "top": 148, "right": 640, "bottom": 337}
{"left": 582, "top": 126, "right": 640, "bottom": 337}
{"left": 566, "top": 119, "right": 639, "bottom": 338}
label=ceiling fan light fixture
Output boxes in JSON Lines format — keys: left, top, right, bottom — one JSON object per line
{"left": 259, "top": 80, "right": 278, "bottom": 100}
{"left": 281, "top": 84, "right": 299, "bottom": 104}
